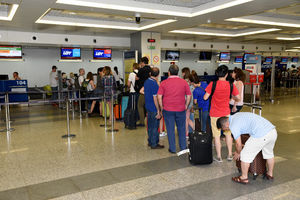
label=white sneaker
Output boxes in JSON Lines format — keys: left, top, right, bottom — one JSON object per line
{"left": 177, "top": 149, "right": 190, "bottom": 156}
{"left": 214, "top": 157, "right": 223, "bottom": 163}
{"left": 160, "top": 132, "right": 167, "bottom": 137}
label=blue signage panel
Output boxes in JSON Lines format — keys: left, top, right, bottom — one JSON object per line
{"left": 61, "top": 48, "right": 81, "bottom": 59}
{"left": 93, "top": 49, "right": 112, "bottom": 59}
{"left": 246, "top": 54, "right": 260, "bottom": 64}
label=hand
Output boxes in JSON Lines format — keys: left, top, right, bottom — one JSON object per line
{"left": 155, "top": 112, "right": 161, "bottom": 119}
{"left": 233, "top": 152, "right": 240, "bottom": 161}
{"left": 185, "top": 105, "right": 188, "bottom": 110}
{"left": 232, "top": 106, "right": 237, "bottom": 113}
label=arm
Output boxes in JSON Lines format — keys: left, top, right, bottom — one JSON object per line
{"left": 185, "top": 95, "right": 191, "bottom": 110}
{"left": 234, "top": 136, "right": 242, "bottom": 161}
{"left": 153, "top": 95, "right": 161, "bottom": 119}
{"left": 203, "top": 92, "right": 210, "bottom": 100}
{"left": 140, "top": 87, "right": 144, "bottom": 94}
{"left": 233, "top": 81, "right": 243, "bottom": 104}
{"left": 157, "top": 94, "right": 163, "bottom": 111}
{"left": 127, "top": 80, "right": 131, "bottom": 88}
{"left": 194, "top": 99, "right": 197, "bottom": 104}
{"left": 91, "top": 80, "right": 96, "bottom": 89}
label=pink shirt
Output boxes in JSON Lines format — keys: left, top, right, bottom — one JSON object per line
{"left": 157, "top": 76, "right": 191, "bottom": 112}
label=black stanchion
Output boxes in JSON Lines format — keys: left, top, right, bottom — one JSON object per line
{"left": 62, "top": 98, "right": 76, "bottom": 138}
{"left": 107, "top": 89, "right": 119, "bottom": 132}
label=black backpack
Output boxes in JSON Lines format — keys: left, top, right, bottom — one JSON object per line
{"left": 132, "top": 71, "right": 140, "bottom": 93}
{"left": 209, "top": 80, "right": 233, "bottom": 109}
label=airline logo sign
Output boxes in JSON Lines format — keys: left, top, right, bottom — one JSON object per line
{"left": 94, "top": 49, "right": 112, "bottom": 59}
{"left": 61, "top": 48, "right": 81, "bottom": 58}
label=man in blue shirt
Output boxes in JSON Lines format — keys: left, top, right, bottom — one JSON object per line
{"left": 217, "top": 112, "right": 277, "bottom": 184}
{"left": 144, "top": 67, "right": 164, "bottom": 149}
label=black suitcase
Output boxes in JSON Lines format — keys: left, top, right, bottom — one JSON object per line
{"left": 188, "top": 106, "right": 213, "bottom": 165}
{"left": 124, "top": 95, "right": 136, "bottom": 129}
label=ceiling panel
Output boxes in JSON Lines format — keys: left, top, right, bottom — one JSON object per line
{"left": 133, "top": 0, "right": 215, "bottom": 8}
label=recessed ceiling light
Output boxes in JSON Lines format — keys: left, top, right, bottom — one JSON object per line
{"left": 0, "top": 4, "right": 19, "bottom": 21}
{"left": 170, "top": 28, "right": 280, "bottom": 37}
{"left": 285, "top": 49, "right": 300, "bottom": 52}
{"left": 276, "top": 37, "right": 300, "bottom": 40}
{"left": 226, "top": 18, "right": 300, "bottom": 28}
{"left": 56, "top": 0, "right": 254, "bottom": 17}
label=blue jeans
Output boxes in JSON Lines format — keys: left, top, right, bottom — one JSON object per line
{"left": 51, "top": 87, "right": 58, "bottom": 100}
{"left": 163, "top": 110, "right": 187, "bottom": 152}
{"left": 188, "top": 112, "right": 194, "bottom": 133}
{"left": 201, "top": 110, "right": 210, "bottom": 133}
{"left": 147, "top": 111, "right": 159, "bottom": 147}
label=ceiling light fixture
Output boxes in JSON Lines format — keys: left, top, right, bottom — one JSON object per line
{"left": 276, "top": 37, "right": 300, "bottom": 41}
{"left": 170, "top": 28, "right": 280, "bottom": 37}
{"left": 0, "top": 4, "right": 19, "bottom": 21}
{"left": 56, "top": 0, "right": 253, "bottom": 17}
{"left": 36, "top": 19, "right": 176, "bottom": 31}
{"left": 285, "top": 49, "right": 300, "bottom": 52}
{"left": 226, "top": 18, "right": 300, "bottom": 28}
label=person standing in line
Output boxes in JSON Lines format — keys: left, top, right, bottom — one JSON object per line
{"left": 136, "top": 57, "right": 151, "bottom": 127}
{"left": 12, "top": 72, "right": 21, "bottom": 80}
{"left": 230, "top": 68, "right": 245, "bottom": 115}
{"left": 89, "top": 67, "right": 104, "bottom": 116}
{"left": 49, "top": 66, "right": 58, "bottom": 104}
{"left": 203, "top": 65, "right": 240, "bottom": 162}
{"left": 127, "top": 63, "right": 139, "bottom": 118}
{"left": 78, "top": 68, "right": 87, "bottom": 112}
{"left": 113, "top": 66, "right": 122, "bottom": 89}
{"left": 68, "top": 72, "right": 76, "bottom": 98}
{"left": 86, "top": 72, "right": 96, "bottom": 114}
{"left": 102, "top": 66, "right": 116, "bottom": 122}
{"left": 144, "top": 67, "right": 164, "bottom": 149}
{"left": 157, "top": 65, "right": 191, "bottom": 154}
{"left": 216, "top": 113, "right": 277, "bottom": 184}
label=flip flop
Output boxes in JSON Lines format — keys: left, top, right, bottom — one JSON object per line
{"left": 263, "top": 173, "right": 274, "bottom": 180}
{"left": 232, "top": 176, "right": 249, "bottom": 185}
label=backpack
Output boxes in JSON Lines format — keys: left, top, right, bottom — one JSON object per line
{"left": 80, "top": 79, "right": 90, "bottom": 95}
{"left": 132, "top": 71, "right": 140, "bottom": 93}
{"left": 209, "top": 80, "right": 233, "bottom": 109}
{"left": 74, "top": 77, "right": 80, "bottom": 90}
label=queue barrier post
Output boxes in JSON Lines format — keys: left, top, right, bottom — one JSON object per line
{"left": 78, "top": 90, "right": 82, "bottom": 119}
{"left": 62, "top": 98, "right": 76, "bottom": 138}
{"left": 100, "top": 93, "right": 111, "bottom": 129}
{"left": 107, "top": 89, "right": 119, "bottom": 133}
{"left": 0, "top": 93, "right": 15, "bottom": 133}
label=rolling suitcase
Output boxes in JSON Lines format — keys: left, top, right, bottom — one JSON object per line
{"left": 114, "top": 104, "right": 122, "bottom": 120}
{"left": 188, "top": 106, "right": 213, "bottom": 165}
{"left": 124, "top": 95, "right": 136, "bottom": 129}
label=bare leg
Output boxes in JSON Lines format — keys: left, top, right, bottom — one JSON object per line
{"left": 266, "top": 157, "right": 275, "bottom": 177}
{"left": 89, "top": 101, "right": 96, "bottom": 113}
{"left": 214, "top": 136, "right": 222, "bottom": 159}
{"left": 240, "top": 161, "right": 250, "bottom": 180}
{"left": 225, "top": 133, "right": 233, "bottom": 157}
{"left": 160, "top": 117, "right": 164, "bottom": 133}
{"left": 99, "top": 101, "right": 103, "bottom": 116}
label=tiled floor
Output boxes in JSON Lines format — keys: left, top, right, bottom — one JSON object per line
{"left": 0, "top": 94, "right": 299, "bottom": 200}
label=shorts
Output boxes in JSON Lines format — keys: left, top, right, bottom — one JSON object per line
{"left": 240, "top": 129, "right": 277, "bottom": 163}
{"left": 210, "top": 116, "right": 231, "bottom": 138}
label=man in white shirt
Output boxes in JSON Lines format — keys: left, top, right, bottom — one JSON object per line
{"left": 49, "top": 66, "right": 58, "bottom": 101}
{"left": 127, "top": 63, "right": 139, "bottom": 116}
{"left": 78, "top": 68, "right": 87, "bottom": 112}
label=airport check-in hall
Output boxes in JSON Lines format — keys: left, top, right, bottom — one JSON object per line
{"left": 0, "top": 0, "right": 300, "bottom": 199}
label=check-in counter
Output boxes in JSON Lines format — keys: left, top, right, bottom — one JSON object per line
{"left": 0, "top": 80, "right": 29, "bottom": 103}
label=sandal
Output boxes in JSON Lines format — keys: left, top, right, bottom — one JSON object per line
{"left": 263, "top": 173, "right": 274, "bottom": 180}
{"left": 232, "top": 176, "right": 249, "bottom": 185}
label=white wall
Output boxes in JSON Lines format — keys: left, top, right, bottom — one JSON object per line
{"left": 0, "top": 47, "right": 124, "bottom": 87}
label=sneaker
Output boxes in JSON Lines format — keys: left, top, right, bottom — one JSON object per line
{"left": 214, "top": 157, "right": 223, "bottom": 163}
{"left": 177, "top": 149, "right": 190, "bottom": 156}
{"left": 227, "top": 155, "right": 233, "bottom": 161}
{"left": 159, "top": 132, "right": 167, "bottom": 137}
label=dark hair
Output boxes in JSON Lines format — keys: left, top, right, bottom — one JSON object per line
{"left": 103, "top": 66, "right": 112, "bottom": 76}
{"left": 181, "top": 67, "right": 190, "bottom": 79}
{"left": 189, "top": 70, "right": 199, "bottom": 83}
{"left": 140, "top": 57, "right": 149, "bottom": 65}
{"left": 169, "top": 64, "right": 179, "bottom": 75}
{"left": 234, "top": 68, "right": 246, "bottom": 83}
{"left": 151, "top": 67, "right": 160, "bottom": 77}
{"left": 52, "top": 65, "right": 57, "bottom": 70}
{"left": 86, "top": 72, "right": 93, "bottom": 80}
{"left": 13, "top": 72, "right": 19, "bottom": 76}
{"left": 215, "top": 65, "right": 228, "bottom": 78}
{"left": 133, "top": 63, "right": 139, "bottom": 70}
{"left": 216, "top": 117, "right": 229, "bottom": 129}
{"left": 204, "top": 72, "right": 208, "bottom": 76}
{"left": 97, "top": 67, "right": 104, "bottom": 74}
{"left": 114, "top": 66, "right": 118, "bottom": 75}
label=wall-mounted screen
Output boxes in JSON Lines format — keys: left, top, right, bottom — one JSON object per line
{"left": 234, "top": 56, "right": 243, "bottom": 63}
{"left": 0, "top": 46, "right": 22, "bottom": 59}
{"left": 219, "top": 52, "right": 230, "bottom": 61}
{"left": 199, "top": 52, "right": 212, "bottom": 61}
{"left": 93, "top": 48, "right": 112, "bottom": 60}
{"left": 243, "top": 53, "right": 254, "bottom": 61}
{"left": 165, "top": 50, "right": 180, "bottom": 61}
{"left": 61, "top": 47, "right": 81, "bottom": 59}
{"left": 265, "top": 57, "right": 273, "bottom": 63}
{"left": 281, "top": 57, "right": 288, "bottom": 63}
{"left": 292, "top": 57, "right": 298, "bottom": 63}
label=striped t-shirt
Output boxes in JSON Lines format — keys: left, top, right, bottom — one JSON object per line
{"left": 229, "top": 112, "right": 275, "bottom": 140}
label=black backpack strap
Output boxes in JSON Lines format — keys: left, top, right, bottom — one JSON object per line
{"left": 209, "top": 80, "right": 217, "bottom": 110}
{"left": 229, "top": 82, "right": 233, "bottom": 99}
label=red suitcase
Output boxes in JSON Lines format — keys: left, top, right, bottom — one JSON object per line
{"left": 236, "top": 134, "right": 267, "bottom": 180}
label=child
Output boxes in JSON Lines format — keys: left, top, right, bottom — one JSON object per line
{"left": 193, "top": 78, "right": 209, "bottom": 133}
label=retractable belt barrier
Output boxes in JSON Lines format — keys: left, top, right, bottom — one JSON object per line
{"left": 0, "top": 89, "right": 120, "bottom": 137}
{"left": 244, "top": 102, "right": 262, "bottom": 116}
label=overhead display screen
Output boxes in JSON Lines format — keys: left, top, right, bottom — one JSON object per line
{"left": 93, "top": 48, "right": 112, "bottom": 60}
{"left": 265, "top": 57, "right": 273, "bottom": 63}
{"left": 234, "top": 56, "right": 243, "bottom": 63}
{"left": 165, "top": 50, "right": 180, "bottom": 61}
{"left": 292, "top": 57, "right": 298, "bottom": 63}
{"left": 0, "top": 46, "right": 22, "bottom": 59}
{"left": 281, "top": 57, "right": 288, "bottom": 63}
{"left": 219, "top": 52, "right": 230, "bottom": 61}
{"left": 199, "top": 52, "right": 212, "bottom": 61}
{"left": 61, "top": 47, "right": 81, "bottom": 59}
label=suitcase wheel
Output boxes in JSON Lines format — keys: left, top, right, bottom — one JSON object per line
{"left": 253, "top": 173, "right": 258, "bottom": 180}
